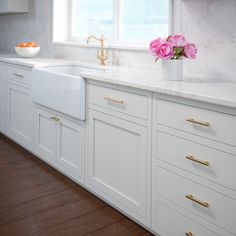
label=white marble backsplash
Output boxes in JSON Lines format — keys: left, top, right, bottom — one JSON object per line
{"left": 0, "top": 0, "right": 235, "bottom": 81}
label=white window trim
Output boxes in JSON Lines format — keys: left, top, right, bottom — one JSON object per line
{"left": 50, "top": 0, "right": 182, "bottom": 51}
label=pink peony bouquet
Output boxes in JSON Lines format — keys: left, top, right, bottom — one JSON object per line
{"left": 149, "top": 35, "right": 197, "bottom": 61}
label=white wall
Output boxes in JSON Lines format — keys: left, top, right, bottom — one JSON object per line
{"left": 0, "top": 0, "right": 236, "bottom": 81}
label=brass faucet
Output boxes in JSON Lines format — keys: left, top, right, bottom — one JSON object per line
{"left": 87, "top": 35, "right": 107, "bottom": 66}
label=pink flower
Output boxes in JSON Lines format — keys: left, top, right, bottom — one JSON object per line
{"left": 184, "top": 43, "right": 197, "bottom": 59}
{"left": 157, "top": 42, "right": 174, "bottom": 59}
{"left": 168, "top": 35, "right": 187, "bottom": 47}
{"left": 149, "top": 37, "right": 163, "bottom": 55}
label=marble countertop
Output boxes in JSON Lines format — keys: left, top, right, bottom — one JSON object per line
{"left": 0, "top": 54, "right": 73, "bottom": 68}
{"left": 81, "top": 68, "right": 236, "bottom": 109}
{"left": 0, "top": 54, "right": 236, "bottom": 109}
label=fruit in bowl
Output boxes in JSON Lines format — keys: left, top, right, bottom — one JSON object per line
{"left": 15, "top": 42, "right": 40, "bottom": 58}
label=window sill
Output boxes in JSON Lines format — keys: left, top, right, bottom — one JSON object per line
{"left": 51, "top": 41, "right": 148, "bottom": 52}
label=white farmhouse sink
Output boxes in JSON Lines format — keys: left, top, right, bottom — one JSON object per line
{"left": 32, "top": 65, "right": 106, "bottom": 120}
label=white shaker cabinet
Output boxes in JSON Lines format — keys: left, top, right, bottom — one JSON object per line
{"left": 151, "top": 95, "right": 236, "bottom": 236}
{"left": 0, "top": 0, "right": 29, "bottom": 14}
{"left": 34, "top": 104, "right": 85, "bottom": 184}
{"left": 0, "top": 62, "right": 6, "bottom": 133}
{"left": 86, "top": 82, "right": 152, "bottom": 227}
{"left": 7, "top": 82, "right": 33, "bottom": 150}
{"left": 6, "top": 65, "right": 33, "bottom": 151}
{"left": 34, "top": 106, "right": 57, "bottom": 165}
{"left": 57, "top": 114, "right": 85, "bottom": 183}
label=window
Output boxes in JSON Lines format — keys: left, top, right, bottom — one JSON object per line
{"left": 53, "top": 0, "right": 170, "bottom": 48}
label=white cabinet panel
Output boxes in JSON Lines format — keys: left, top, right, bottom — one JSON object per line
{"left": 155, "top": 131, "right": 236, "bottom": 192}
{"left": 0, "top": 0, "right": 29, "bottom": 14}
{"left": 88, "top": 83, "right": 148, "bottom": 120}
{"left": 57, "top": 117, "right": 84, "bottom": 183}
{"left": 156, "top": 166, "right": 236, "bottom": 235}
{"left": 0, "top": 97, "right": 5, "bottom": 132}
{"left": 7, "top": 82, "right": 32, "bottom": 149}
{"left": 156, "top": 99, "right": 236, "bottom": 147}
{"left": 34, "top": 107, "right": 57, "bottom": 165}
{"left": 153, "top": 201, "right": 218, "bottom": 236}
{"left": 87, "top": 109, "right": 150, "bottom": 225}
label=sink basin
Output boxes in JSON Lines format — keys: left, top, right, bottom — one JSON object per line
{"left": 32, "top": 65, "right": 106, "bottom": 120}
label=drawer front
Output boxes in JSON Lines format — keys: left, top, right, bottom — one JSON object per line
{"left": 156, "top": 131, "right": 236, "bottom": 191}
{"left": 0, "top": 80, "right": 5, "bottom": 97}
{"left": 7, "top": 65, "right": 31, "bottom": 86}
{"left": 88, "top": 84, "right": 148, "bottom": 120}
{"left": 153, "top": 202, "right": 218, "bottom": 236}
{"left": 156, "top": 167, "right": 236, "bottom": 234}
{"left": 156, "top": 99, "right": 236, "bottom": 146}
{"left": 0, "top": 63, "right": 6, "bottom": 78}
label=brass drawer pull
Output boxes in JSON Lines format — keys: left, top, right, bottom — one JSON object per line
{"left": 185, "top": 232, "right": 193, "bottom": 236}
{"left": 104, "top": 97, "right": 124, "bottom": 104}
{"left": 50, "top": 116, "right": 60, "bottom": 122}
{"left": 54, "top": 117, "right": 60, "bottom": 122}
{"left": 186, "top": 194, "right": 209, "bottom": 208}
{"left": 186, "top": 155, "right": 209, "bottom": 166}
{"left": 13, "top": 73, "right": 24, "bottom": 78}
{"left": 186, "top": 118, "right": 210, "bottom": 127}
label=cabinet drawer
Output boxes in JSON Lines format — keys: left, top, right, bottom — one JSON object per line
{"left": 156, "top": 99, "right": 236, "bottom": 146}
{"left": 88, "top": 84, "right": 148, "bottom": 120}
{"left": 0, "top": 63, "right": 6, "bottom": 77}
{"left": 156, "top": 131, "right": 236, "bottom": 191}
{"left": 156, "top": 167, "right": 236, "bottom": 234}
{"left": 7, "top": 65, "right": 31, "bottom": 86}
{"left": 153, "top": 202, "right": 218, "bottom": 236}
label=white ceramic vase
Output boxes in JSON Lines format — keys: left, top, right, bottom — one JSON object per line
{"left": 162, "top": 59, "right": 183, "bottom": 81}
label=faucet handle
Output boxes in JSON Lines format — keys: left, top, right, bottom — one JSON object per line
{"left": 97, "top": 49, "right": 108, "bottom": 66}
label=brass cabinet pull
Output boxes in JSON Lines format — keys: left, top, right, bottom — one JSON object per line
{"left": 50, "top": 116, "right": 60, "bottom": 122}
{"left": 186, "top": 118, "right": 210, "bottom": 127}
{"left": 186, "top": 194, "right": 209, "bottom": 208}
{"left": 185, "top": 232, "right": 193, "bottom": 236}
{"left": 186, "top": 155, "right": 209, "bottom": 166}
{"left": 13, "top": 73, "right": 24, "bottom": 78}
{"left": 54, "top": 117, "right": 60, "bottom": 122}
{"left": 104, "top": 97, "right": 124, "bottom": 104}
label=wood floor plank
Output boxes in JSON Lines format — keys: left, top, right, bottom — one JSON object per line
{"left": 0, "top": 196, "right": 106, "bottom": 236}
{"left": 0, "top": 133, "right": 153, "bottom": 236}
{"left": 0, "top": 186, "right": 92, "bottom": 225}
{"left": 32, "top": 207, "right": 125, "bottom": 236}
{"left": 85, "top": 218, "right": 147, "bottom": 236}
{"left": 0, "top": 177, "right": 78, "bottom": 209}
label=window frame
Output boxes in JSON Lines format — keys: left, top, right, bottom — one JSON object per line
{"left": 51, "top": 0, "right": 181, "bottom": 51}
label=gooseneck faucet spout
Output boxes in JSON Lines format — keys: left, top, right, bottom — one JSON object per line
{"left": 87, "top": 34, "right": 107, "bottom": 66}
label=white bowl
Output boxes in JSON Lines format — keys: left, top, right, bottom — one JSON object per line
{"left": 15, "top": 47, "right": 40, "bottom": 58}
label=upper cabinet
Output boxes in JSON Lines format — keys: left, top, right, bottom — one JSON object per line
{"left": 0, "top": 0, "right": 29, "bottom": 14}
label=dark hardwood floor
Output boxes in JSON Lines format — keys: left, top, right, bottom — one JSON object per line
{"left": 0, "top": 133, "right": 153, "bottom": 236}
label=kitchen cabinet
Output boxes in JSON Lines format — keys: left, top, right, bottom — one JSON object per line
{"left": 34, "top": 106, "right": 57, "bottom": 165}
{"left": 151, "top": 95, "right": 236, "bottom": 236}
{"left": 6, "top": 65, "right": 33, "bottom": 151}
{"left": 0, "top": 62, "right": 6, "bottom": 133}
{"left": 34, "top": 104, "right": 85, "bottom": 184}
{"left": 0, "top": 0, "right": 29, "bottom": 14}
{"left": 7, "top": 82, "right": 33, "bottom": 150}
{"left": 86, "top": 82, "right": 152, "bottom": 227}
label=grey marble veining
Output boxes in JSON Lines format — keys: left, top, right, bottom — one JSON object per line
{"left": 0, "top": 0, "right": 236, "bottom": 81}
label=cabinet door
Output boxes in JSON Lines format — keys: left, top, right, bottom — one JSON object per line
{"left": 0, "top": 97, "right": 5, "bottom": 133}
{"left": 7, "top": 83, "right": 32, "bottom": 149}
{"left": 0, "top": 0, "right": 7, "bottom": 11}
{"left": 87, "top": 109, "right": 150, "bottom": 225}
{"left": 57, "top": 116, "right": 84, "bottom": 183}
{"left": 34, "top": 106, "right": 57, "bottom": 165}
